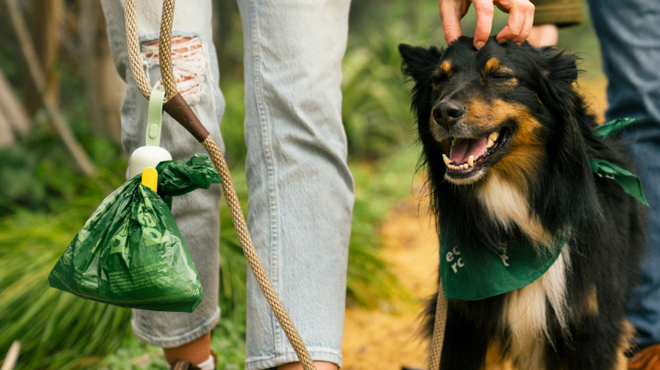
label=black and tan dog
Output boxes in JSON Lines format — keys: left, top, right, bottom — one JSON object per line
{"left": 399, "top": 37, "right": 647, "bottom": 370}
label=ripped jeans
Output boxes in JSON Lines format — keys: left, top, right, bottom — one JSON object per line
{"left": 101, "top": 1, "right": 354, "bottom": 369}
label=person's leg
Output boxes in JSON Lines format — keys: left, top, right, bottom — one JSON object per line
{"left": 588, "top": 0, "right": 660, "bottom": 350}
{"left": 620, "top": 119, "right": 660, "bottom": 348}
{"left": 101, "top": 0, "right": 224, "bottom": 365}
{"left": 163, "top": 332, "right": 212, "bottom": 364}
{"left": 236, "top": 0, "right": 354, "bottom": 369}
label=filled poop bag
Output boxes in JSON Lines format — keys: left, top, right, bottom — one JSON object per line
{"left": 48, "top": 154, "right": 222, "bottom": 312}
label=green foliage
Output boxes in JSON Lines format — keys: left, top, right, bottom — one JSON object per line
{"left": 0, "top": 190, "right": 132, "bottom": 370}
{"left": 557, "top": 1, "right": 604, "bottom": 81}
{"left": 218, "top": 168, "right": 248, "bottom": 325}
{"left": 346, "top": 147, "right": 421, "bottom": 307}
{"left": 0, "top": 127, "right": 124, "bottom": 215}
{"left": 218, "top": 78, "right": 247, "bottom": 169}
{"left": 0, "top": 168, "right": 249, "bottom": 369}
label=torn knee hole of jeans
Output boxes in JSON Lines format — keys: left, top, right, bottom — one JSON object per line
{"left": 141, "top": 35, "right": 209, "bottom": 104}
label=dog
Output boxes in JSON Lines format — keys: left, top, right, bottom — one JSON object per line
{"left": 399, "top": 37, "right": 647, "bottom": 370}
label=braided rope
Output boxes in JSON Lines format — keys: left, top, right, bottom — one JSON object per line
{"left": 158, "top": 0, "right": 178, "bottom": 100}
{"left": 203, "top": 138, "right": 316, "bottom": 369}
{"left": 124, "top": 0, "right": 152, "bottom": 99}
{"left": 428, "top": 283, "right": 448, "bottom": 370}
{"left": 123, "top": 1, "right": 316, "bottom": 368}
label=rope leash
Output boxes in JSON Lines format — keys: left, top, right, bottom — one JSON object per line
{"left": 428, "top": 283, "right": 447, "bottom": 370}
{"left": 125, "top": 1, "right": 448, "bottom": 368}
{"left": 124, "top": 1, "right": 316, "bottom": 368}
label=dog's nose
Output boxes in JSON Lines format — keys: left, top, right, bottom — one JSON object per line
{"left": 433, "top": 101, "right": 465, "bottom": 130}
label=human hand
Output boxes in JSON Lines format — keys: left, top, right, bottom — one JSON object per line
{"left": 527, "top": 24, "right": 558, "bottom": 47}
{"left": 439, "top": 0, "right": 535, "bottom": 50}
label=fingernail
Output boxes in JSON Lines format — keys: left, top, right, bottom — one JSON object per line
{"left": 475, "top": 40, "right": 485, "bottom": 50}
{"left": 498, "top": 38, "right": 507, "bottom": 44}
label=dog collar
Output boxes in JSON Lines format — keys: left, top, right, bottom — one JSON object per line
{"left": 440, "top": 231, "right": 567, "bottom": 301}
{"left": 589, "top": 118, "right": 649, "bottom": 207}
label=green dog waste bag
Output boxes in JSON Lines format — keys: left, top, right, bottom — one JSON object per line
{"left": 48, "top": 154, "right": 222, "bottom": 312}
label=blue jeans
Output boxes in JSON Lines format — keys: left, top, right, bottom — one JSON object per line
{"left": 588, "top": 0, "right": 660, "bottom": 348}
{"left": 101, "top": 1, "right": 354, "bottom": 368}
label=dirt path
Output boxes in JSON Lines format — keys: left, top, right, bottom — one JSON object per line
{"left": 342, "top": 188, "right": 439, "bottom": 370}
{"left": 340, "top": 79, "right": 608, "bottom": 370}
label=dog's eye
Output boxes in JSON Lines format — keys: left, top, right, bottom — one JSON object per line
{"left": 432, "top": 74, "right": 449, "bottom": 86}
{"left": 489, "top": 73, "right": 514, "bottom": 82}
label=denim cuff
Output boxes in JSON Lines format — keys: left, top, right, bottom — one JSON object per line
{"left": 131, "top": 307, "right": 220, "bottom": 348}
{"left": 245, "top": 347, "right": 342, "bottom": 370}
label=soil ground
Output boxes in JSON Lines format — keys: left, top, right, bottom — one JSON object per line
{"left": 342, "top": 188, "right": 438, "bottom": 370}
{"left": 340, "top": 79, "right": 608, "bottom": 369}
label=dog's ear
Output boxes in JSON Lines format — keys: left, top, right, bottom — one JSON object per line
{"left": 399, "top": 44, "right": 442, "bottom": 121}
{"left": 529, "top": 47, "right": 602, "bottom": 230}
{"left": 537, "top": 46, "right": 578, "bottom": 83}
{"left": 533, "top": 47, "right": 580, "bottom": 117}
{"left": 398, "top": 44, "right": 442, "bottom": 83}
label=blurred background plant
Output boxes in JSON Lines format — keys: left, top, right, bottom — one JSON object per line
{"left": 0, "top": 0, "right": 603, "bottom": 368}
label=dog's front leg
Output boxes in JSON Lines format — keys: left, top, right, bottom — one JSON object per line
{"left": 561, "top": 315, "right": 631, "bottom": 370}
{"left": 437, "top": 302, "right": 489, "bottom": 370}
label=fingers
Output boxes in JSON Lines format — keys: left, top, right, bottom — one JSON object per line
{"left": 440, "top": 0, "right": 535, "bottom": 50}
{"left": 514, "top": 8, "right": 535, "bottom": 43}
{"left": 527, "top": 24, "right": 558, "bottom": 47}
{"left": 439, "top": 0, "right": 466, "bottom": 45}
{"left": 472, "top": 0, "right": 494, "bottom": 49}
{"left": 495, "top": 0, "right": 535, "bottom": 44}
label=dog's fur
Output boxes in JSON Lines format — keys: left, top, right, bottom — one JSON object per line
{"left": 399, "top": 37, "right": 647, "bottom": 370}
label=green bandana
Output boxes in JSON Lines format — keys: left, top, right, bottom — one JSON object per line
{"left": 589, "top": 118, "right": 649, "bottom": 207}
{"left": 593, "top": 117, "right": 638, "bottom": 138}
{"left": 440, "top": 231, "right": 567, "bottom": 301}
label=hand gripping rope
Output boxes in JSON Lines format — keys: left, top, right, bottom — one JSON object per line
{"left": 124, "top": 0, "right": 317, "bottom": 368}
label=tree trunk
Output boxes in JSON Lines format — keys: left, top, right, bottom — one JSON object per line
{"left": 0, "top": 68, "right": 30, "bottom": 146}
{"left": 0, "top": 109, "right": 16, "bottom": 148}
{"left": 24, "top": 0, "right": 64, "bottom": 116}
{"left": 79, "top": 0, "right": 124, "bottom": 143}
{"left": 5, "top": 0, "right": 96, "bottom": 175}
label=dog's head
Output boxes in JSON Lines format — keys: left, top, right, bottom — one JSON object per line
{"left": 399, "top": 37, "right": 585, "bottom": 187}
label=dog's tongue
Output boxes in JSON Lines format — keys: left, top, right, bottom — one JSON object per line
{"left": 450, "top": 137, "right": 488, "bottom": 163}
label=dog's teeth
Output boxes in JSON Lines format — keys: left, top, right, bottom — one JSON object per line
{"left": 443, "top": 154, "right": 451, "bottom": 166}
{"left": 468, "top": 155, "right": 474, "bottom": 167}
{"left": 487, "top": 139, "right": 495, "bottom": 148}
{"left": 489, "top": 131, "right": 500, "bottom": 142}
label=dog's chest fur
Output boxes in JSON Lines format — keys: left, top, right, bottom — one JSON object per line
{"left": 499, "top": 248, "right": 570, "bottom": 370}
{"left": 478, "top": 176, "right": 570, "bottom": 370}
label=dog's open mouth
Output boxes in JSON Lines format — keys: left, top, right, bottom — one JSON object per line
{"left": 442, "top": 127, "right": 510, "bottom": 181}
